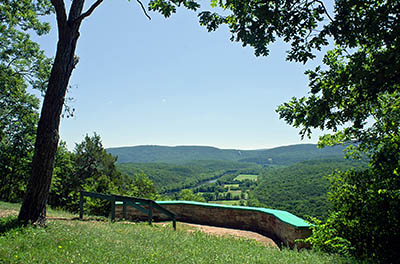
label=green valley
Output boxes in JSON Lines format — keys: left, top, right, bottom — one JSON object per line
{"left": 113, "top": 144, "right": 367, "bottom": 219}
{"left": 117, "top": 160, "right": 260, "bottom": 193}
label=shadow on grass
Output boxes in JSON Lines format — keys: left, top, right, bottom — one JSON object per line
{"left": 0, "top": 216, "right": 26, "bottom": 235}
{"left": 0, "top": 215, "right": 111, "bottom": 235}
{"left": 48, "top": 216, "right": 109, "bottom": 222}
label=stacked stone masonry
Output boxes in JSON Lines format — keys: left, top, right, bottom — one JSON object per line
{"left": 115, "top": 201, "right": 311, "bottom": 248}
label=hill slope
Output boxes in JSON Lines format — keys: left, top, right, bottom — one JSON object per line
{"left": 252, "top": 159, "right": 367, "bottom": 220}
{"left": 107, "top": 144, "right": 347, "bottom": 165}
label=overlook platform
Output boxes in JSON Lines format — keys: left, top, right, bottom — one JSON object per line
{"left": 115, "top": 200, "right": 311, "bottom": 248}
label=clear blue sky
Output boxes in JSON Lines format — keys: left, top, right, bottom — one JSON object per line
{"left": 33, "top": 1, "right": 329, "bottom": 150}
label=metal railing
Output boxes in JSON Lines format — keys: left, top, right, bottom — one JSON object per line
{"left": 79, "top": 191, "right": 176, "bottom": 230}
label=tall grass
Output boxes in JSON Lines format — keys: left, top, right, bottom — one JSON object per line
{"left": 0, "top": 202, "right": 358, "bottom": 263}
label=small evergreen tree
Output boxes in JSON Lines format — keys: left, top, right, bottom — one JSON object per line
{"left": 48, "top": 133, "right": 158, "bottom": 215}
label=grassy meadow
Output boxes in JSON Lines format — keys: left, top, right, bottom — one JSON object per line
{"left": 0, "top": 202, "right": 358, "bottom": 264}
{"left": 234, "top": 174, "right": 258, "bottom": 181}
{"left": 223, "top": 184, "right": 240, "bottom": 189}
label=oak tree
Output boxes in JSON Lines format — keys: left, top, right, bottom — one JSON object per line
{"left": 18, "top": 0, "right": 108, "bottom": 224}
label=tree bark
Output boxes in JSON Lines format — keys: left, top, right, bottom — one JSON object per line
{"left": 18, "top": 0, "right": 90, "bottom": 224}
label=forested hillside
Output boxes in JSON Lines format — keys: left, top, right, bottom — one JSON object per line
{"left": 251, "top": 159, "right": 368, "bottom": 220}
{"left": 117, "top": 160, "right": 259, "bottom": 193}
{"left": 107, "top": 144, "right": 347, "bottom": 165}
{"left": 109, "top": 146, "right": 242, "bottom": 163}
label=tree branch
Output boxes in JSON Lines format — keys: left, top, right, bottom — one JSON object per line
{"left": 74, "top": 0, "right": 103, "bottom": 23}
{"left": 6, "top": 57, "right": 19, "bottom": 69}
{"left": 136, "top": 0, "right": 151, "bottom": 20}
{"left": 69, "top": 0, "right": 85, "bottom": 22}
{"left": 51, "top": 0, "right": 67, "bottom": 30}
{"left": 314, "top": 0, "right": 334, "bottom": 22}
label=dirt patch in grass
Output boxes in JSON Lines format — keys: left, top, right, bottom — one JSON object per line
{"left": 184, "top": 223, "right": 279, "bottom": 248}
{"left": 0, "top": 209, "right": 18, "bottom": 218}
{"left": 155, "top": 222, "right": 279, "bottom": 248}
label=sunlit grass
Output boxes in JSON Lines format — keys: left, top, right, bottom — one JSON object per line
{"left": 0, "top": 201, "right": 78, "bottom": 219}
{"left": 224, "top": 184, "right": 240, "bottom": 188}
{"left": 0, "top": 201, "right": 20, "bottom": 211}
{"left": 0, "top": 201, "right": 358, "bottom": 264}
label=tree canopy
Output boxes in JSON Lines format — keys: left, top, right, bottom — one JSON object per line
{"left": 0, "top": 0, "right": 53, "bottom": 92}
{"left": 0, "top": 70, "right": 39, "bottom": 202}
{"left": 0, "top": 0, "right": 52, "bottom": 202}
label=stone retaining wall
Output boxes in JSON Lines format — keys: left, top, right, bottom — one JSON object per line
{"left": 115, "top": 201, "right": 311, "bottom": 248}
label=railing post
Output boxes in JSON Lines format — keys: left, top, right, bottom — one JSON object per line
{"left": 148, "top": 201, "right": 153, "bottom": 226}
{"left": 78, "top": 192, "right": 176, "bottom": 230}
{"left": 79, "top": 191, "right": 84, "bottom": 219}
{"left": 110, "top": 196, "right": 116, "bottom": 222}
{"left": 123, "top": 201, "right": 127, "bottom": 219}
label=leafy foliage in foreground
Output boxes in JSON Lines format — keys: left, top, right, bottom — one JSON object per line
{"left": 274, "top": 1, "right": 400, "bottom": 261}
{"left": 306, "top": 159, "right": 400, "bottom": 262}
{"left": 0, "top": 0, "right": 52, "bottom": 203}
{"left": 0, "top": 214, "right": 357, "bottom": 264}
{"left": 252, "top": 159, "right": 366, "bottom": 220}
{"left": 0, "top": 77, "right": 39, "bottom": 202}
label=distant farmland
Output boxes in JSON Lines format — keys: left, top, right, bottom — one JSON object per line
{"left": 234, "top": 174, "right": 258, "bottom": 181}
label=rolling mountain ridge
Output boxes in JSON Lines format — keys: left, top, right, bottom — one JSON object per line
{"left": 107, "top": 144, "right": 347, "bottom": 165}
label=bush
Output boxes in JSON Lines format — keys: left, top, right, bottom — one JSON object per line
{"left": 305, "top": 166, "right": 400, "bottom": 263}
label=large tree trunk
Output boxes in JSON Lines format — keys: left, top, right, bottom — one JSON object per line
{"left": 18, "top": 0, "right": 87, "bottom": 224}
